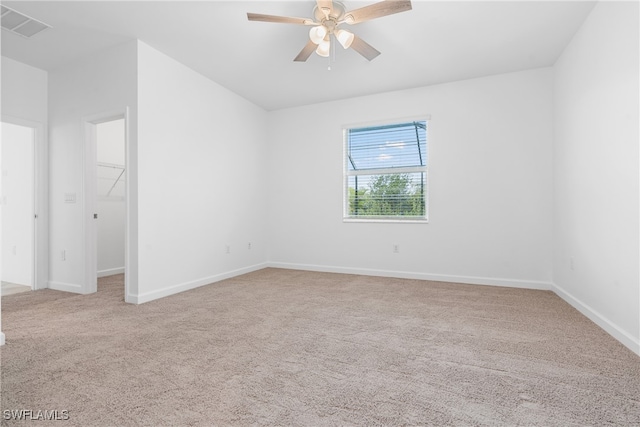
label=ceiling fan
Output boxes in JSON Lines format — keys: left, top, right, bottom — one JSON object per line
{"left": 247, "top": 0, "right": 412, "bottom": 62}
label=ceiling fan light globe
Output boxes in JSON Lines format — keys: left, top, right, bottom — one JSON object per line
{"left": 316, "top": 39, "right": 331, "bottom": 57}
{"left": 309, "top": 25, "right": 327, "bottom": 44}
{"left": 335, "top": 29, "right": 354, "bottom": 49}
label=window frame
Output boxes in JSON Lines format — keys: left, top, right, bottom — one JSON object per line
{"left": 342, "top": 116, "right": 430, "bottom": 223}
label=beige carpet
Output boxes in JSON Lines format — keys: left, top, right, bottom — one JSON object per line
{"left": 1, "top": 268, "right": 639, "bottom": 426}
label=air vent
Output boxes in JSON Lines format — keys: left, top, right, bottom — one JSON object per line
{"left": 1, "top": 5, "right": 51, "bottom": 38}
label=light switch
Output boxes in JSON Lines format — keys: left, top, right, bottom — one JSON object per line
{"left": 64, "top": 193, "right": 76, "bottom": 203}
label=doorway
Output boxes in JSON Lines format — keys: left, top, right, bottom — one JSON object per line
{"left": 1, "top": 122, "right": 35, "bottom": 296}
{"left": 83, "top": 111, "right": 128, "bottom": 299}
{"left": 96, "top": 119, "right": 126, "bottom": 280}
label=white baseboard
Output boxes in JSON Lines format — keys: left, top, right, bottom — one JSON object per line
{"left": 267, "top": 262, "right": 552, "bottom": 290}
{"left": 269, "top": 262, "right": 639, "bottom": 356}
{"left": 128, "top": 262, "right": 269, "bottom": 304}
{"left": 43, "top": 262, "right": 639, "bottom": 357}
{"left": 48, "top": 281, "right": 85, "bottom": 294}
{"left": 98, "top": 267, "right": 124, "bottom": 278}
{"left": 0, "top": 332, "right": 5, "bottom": 346}
{"left": 551, "top": 282, "right": 640, "bottom": 356}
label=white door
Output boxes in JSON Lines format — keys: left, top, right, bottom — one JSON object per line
{"left": 1, "top": 122, "right": 35, "bottom": 292}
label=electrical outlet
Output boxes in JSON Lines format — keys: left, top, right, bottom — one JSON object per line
{"left": 61, "top": 250, "right": 66, "bottom": 261}
{"left": 393, "top": 244, "right": 399, "bottom": 253}
{"left": 248, "top": 242, "right": 252, "bottom": 250}
{"left": 225, "top": 245, "right": 231, "bottom": 254}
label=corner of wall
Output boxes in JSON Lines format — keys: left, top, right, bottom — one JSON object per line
{"left": 551, "top": 282, "right": 640, "bottom": 356}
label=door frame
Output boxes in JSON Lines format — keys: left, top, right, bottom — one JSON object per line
{"left": 82, "top": 109, "right": 129, "bottom": 297}
{"left": 1, "top": 115, "right": 48, "bottom": 291}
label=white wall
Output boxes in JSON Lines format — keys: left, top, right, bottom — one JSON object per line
{"left": 48, "top": 41, "right": 137, "bottom": 294}
{"left": 553, "top": 1, "right": 640, "bottom": 353}
{"left": 97, "top": 119, "right": 126, "bottom": 277}
{"left": 1, "top": 56, "right": 48, "bottom": 345}
{"left": 1, "top": 123, "right": 34, "bottom": 286}
{"left": 135, "top": 42, "right": 269, "bottom": 303}
{"left": 1, "top": 57, "right": 47, "bottom": 122}
{"left": 268, "top": 68, "right": 554, "bottom": 288}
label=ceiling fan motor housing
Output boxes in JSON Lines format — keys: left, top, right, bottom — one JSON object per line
{"left": 314, "top": 1, "right": 346, "bottom": 32}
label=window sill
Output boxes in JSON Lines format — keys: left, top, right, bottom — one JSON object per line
{"left": 343, "top": 218, "right": 429, "bottom": 224}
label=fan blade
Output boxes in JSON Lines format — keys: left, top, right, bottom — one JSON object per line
{"left": 247, "top": 13, "right": 314, "bottom": 25}
{"left": 316, "top": 0, "right": 333, "bottom": 18}
{"left": 294, "top": 40, "right": 318, "bottom": 62}
{"left": 343, "top": 0, "right": 412, "bottom": 25}
{"left": 350, "top": 35, "right": 381, "bottom": 61}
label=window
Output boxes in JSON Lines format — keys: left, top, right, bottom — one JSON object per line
{"left": 344, "top": 119, "right": 428, "bottom": 222}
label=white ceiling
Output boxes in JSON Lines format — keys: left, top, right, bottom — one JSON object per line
{"left": 1, "top": 1, "right": 596, "bottom": 111}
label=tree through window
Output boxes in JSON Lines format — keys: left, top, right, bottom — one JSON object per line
{"left": 344, "top": 120, "right": 428, "bottom": 221}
